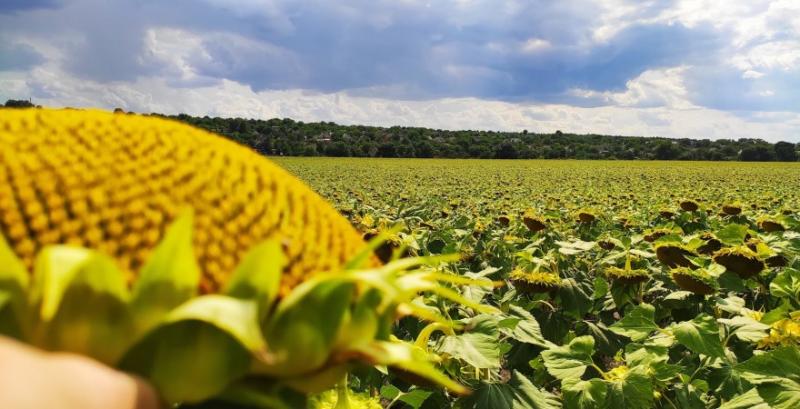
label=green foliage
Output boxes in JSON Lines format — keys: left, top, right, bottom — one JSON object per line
{"left": 0, "top": 213, "right": 495, "bottom": 407}
{"left": 272, "top": 158, "right": 800, "bottom": 408}
{"left": 3, "top": 155, "right": 800, "bottom": 408}
{"left": 159, "top": 112, "right": 800, "bottom": 161}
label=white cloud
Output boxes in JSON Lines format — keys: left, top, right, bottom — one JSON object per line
{"left": 731, "top": 40, "right": 800, "bottom": 72}
{"left": 2, "top": 66, "right": 798, "bottom": 142}
{"left": 742, "top": 70, "right": 765, "bottom": 79}
{"left": 568, "top": 66, "right": 694, "bottom": 109}
{"left": 520, "top": 38, "right": 551, "bottom": 53}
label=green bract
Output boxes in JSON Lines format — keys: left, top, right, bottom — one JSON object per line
{"left": 0, "top": 212, "right": 494, "bottom": 407}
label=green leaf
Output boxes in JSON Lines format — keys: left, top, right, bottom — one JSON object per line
{"left": 593, "top": 277, "right": 609, "bottom": 300}
{"left": 355, "top": 340, "right": 468, "bottom": 395}
{"left": 673, "top": 382, "right": 708, "bottom": 409}
{"left": 756, "top": 381, "right": 800, "bottom": 409}
{"left": 673, "top": 314, "right": 725, "bottom": 359}
{"left": 30, "top": 246, "right": 97, "bottom": 321}
{"left": 0, "top": 233, "right": 29, "bottom": 321}
{"left": 130, "top": 210, "right": 200, "bottom": 332}
{"left": 563, "top": 379, "right": 607, "bottom": 409}
{"left": 120, "top": 320, "right": 251, "bottom": 404}
{"left": 558, "top": 278, "right": 593, "bottom": 320}
{"left": 660, "top": 291, "right": 694, "bottom": 309}
{"left": 380, "top": 384, "right": 402, "bottom": 400}
{"left": 737, "top": 346, "right": 800, "bottom": 383}
{"left": 512, "top": 371, "right": 562, "bottom": 409}
{"left": 557, "top": 240, "right": 596, "bottom": 255}
{"left": 736, "top": 346, "right": 800, "bottom": 409}
{"left": 609, "top": 303, "right": 657, "bottom": 342}
{"left": 719, "top": 388, "right": 769, "bottom": 409}
{"left": 460, "top": 371, "right": 560, "bottom": 409}
{"left": 38, "top": 251, "right": 133, "bottom": 364}
{"left": 460, "top": 383, "right": 515, "bottom": 409}
{"left": 624, "top": 343, "right": 679, "bottom": 385}
{"left": 500, "top": 305, "right": 553, "bottom": 348}
{"left": 223, "top": 240, "right": 286, "bottom": 319}
{"left": 771, "top": 268, "right": 800, "bottom": 306}
{"left": 718, "top": 316, "right": 770, "bottom": 343}
{"left": 163, "top": 295, "right": 266, "bottom": 352}
{"left": 761, "top": 301, "right": 792, "bottom": 325}
{"left": 0, "top": 290, "right": 21, "bottom": 338}
{"left": 258, "top": 279, "right": 355, "bottom": 377}
{"left": 604, "top": 367, "right": 654, "bottom": 409}
{"left": 439, "top": 315, "right": 501, "bottom": 369}
{"left": 716, "top": 295, "right": 746, "bottom": 315}
{"left": 717, "top": 224, "right": 749, "bottom": 246}
{"left": 398, "top": 389, "right": 433, "bottom": 408}
{"left": 215, "top": 381, "right": 305, "bottom": 409}
{"left": 542, "top": 335, "right": 595, "bottom": 381}
{"left": 334, "top": 288, "right": 381, "bottom": 351}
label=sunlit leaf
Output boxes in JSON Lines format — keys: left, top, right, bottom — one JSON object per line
{"left": 673, "top": 314, "right": 725, "bottom": 359}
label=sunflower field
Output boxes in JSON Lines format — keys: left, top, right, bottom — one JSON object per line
{"left": 2, "top": 109, "right": 800, "bottom": 409}
{"left": 274, "top": 157, "right": 800, "bottom": 409}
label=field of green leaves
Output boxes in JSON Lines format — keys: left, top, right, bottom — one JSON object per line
{"left": 277, "top": 158, "right": 800, "bottom": 409}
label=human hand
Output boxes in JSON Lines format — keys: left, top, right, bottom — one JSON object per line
{"left": 0, "top": 336, "right": 161, "bottom": 409}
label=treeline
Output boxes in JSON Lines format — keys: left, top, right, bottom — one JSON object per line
{"left": 167, "top": 113, "right": 799, "bottom": 162}
{"left": 3, "top": 100, "right": 799, "bottom": 161}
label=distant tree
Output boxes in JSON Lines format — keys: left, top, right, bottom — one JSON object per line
{"left": 4, "top": 99, "right": 35, "bottom": 108}
{"left": 495, "top": 143, "right": 519, "bottom": 159}
{"left": 654, "top": 141, "right": 679, "bottom": 160}
{"left": 377, "top": 143, "right": 397, "bottom": 157}
{"left": 161, "top": 112, "right": 791, "bottom": 161}
{"left": 301, "top": 144, "right": 318, "bottom": 156}
{"left": 416, "top": 141, "right": 434, "bottom": 158}
{"left": 774, "top": 141, "right": 798, "bottom": 162}
{"left": 740, "top": 146, "right": 775, "bottom": 161}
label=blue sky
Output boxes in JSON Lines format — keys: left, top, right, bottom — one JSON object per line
{"left": 1, "top": 0, "right": 798, "bottom": 141}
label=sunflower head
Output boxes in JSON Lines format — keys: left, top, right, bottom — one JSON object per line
{"left": 722, "top": 203, "right": 743, "bottom": 216}
{"left": 0, "top": 108, "right": 375, "bottom": 295}
{"left": 521, "top": 210, "right": 547, "bottom": 233}
{"left": 496, "top": 215, "right": 512, "bottom": 227}
{"left": 576, "top": 209, "right": 598, "bottom": 224}
{"left": 658, "top": 209, "right": 676, "bottom": 219}
{"left": 509, "top": 267, "right": 561, "bottom": 293}
{"left": 603, "top": 266, "right": 649, "bottom": 285}
{"left": 654, "top": 242, "right": 697, "bottom": 269}
{"left": 679, "top": 199, "right": 699, "bottom": 212}
{"left": 643, "top": 227, "right": 682, "bottom": 243}
{"left": 697, "top": 233, "right": 723, "bottom": 255}
{"left": 713, "top": 246, "right": 765, "bottom": 279}
{"left": 757, "top": 217, "right": 786, "bottom": 233}
{"left": 670, "top": 267, "right": 717, "bottom": 295}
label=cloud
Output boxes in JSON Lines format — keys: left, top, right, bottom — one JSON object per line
{"left": 2, "top": 65, "right": 798, "bottom": 142}
{"left": 568, "top": 66, "right": 693, "bottom": 109}
{"left": 0, "top": 42, "right": 44, "bottom": 71}
{"left": 0, "top": 0, "right": 798, "bottom": 140}
{"left": 0, "top": 0, "right": 60, "bottom": 14}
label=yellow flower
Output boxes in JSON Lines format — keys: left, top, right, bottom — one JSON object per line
{"left": 0, "top": 109, "right": 374, "bottom": 295}
{"left": 758, "top": 316, "right": 800, "bottom": 349}
{"left": 310, "top": 389, "right": 382, "bottom": 409}
{"left": 606, "top": 365, "right": 630, "bottom": 381}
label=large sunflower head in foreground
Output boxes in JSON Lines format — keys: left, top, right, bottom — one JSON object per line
{"left": 0, "top": 108, "right": 373, "bottom": 295}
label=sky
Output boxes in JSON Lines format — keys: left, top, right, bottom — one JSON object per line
{"left": 0, "top": 0, "right": 798, "bottom": 142}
